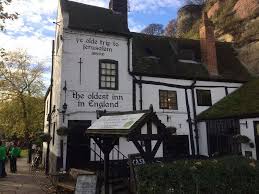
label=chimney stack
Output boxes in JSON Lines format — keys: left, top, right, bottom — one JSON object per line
{"left": 199, "top": 12, "right": 218, "bottom": 76}
{"left": 109, "top": 0, "right": 128, "bottom": 25}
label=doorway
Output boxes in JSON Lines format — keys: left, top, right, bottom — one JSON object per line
{"left": 66, "top": 120, "right": 92, "bottom": 169}
{"left": 254, "top": 121, "right": 259, "bottom": 160}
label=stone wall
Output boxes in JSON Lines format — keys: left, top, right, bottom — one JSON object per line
{"left": 234, "top": 0, "right": 259, "bottom": 19}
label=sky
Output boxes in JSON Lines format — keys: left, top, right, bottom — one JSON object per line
{"left": 0, "top": 0, "right": 183, "bottom": 85}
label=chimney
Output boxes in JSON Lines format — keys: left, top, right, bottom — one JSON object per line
{"left": 199, "top": 12, "right": 218, "bottom": 76}
{"left": 109, "top": 0, "right": 128, "bottom": 25}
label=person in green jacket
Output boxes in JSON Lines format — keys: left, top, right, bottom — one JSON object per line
{"left": 0, "top": 140, "right": 7, "bottom": 177}
{"left": 9, "top": 142, "right": 20, "bottom": 173}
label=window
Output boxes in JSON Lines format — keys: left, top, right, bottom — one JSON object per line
{"left": 196, "top": 89, "right": 212, "bottom": 106}
{"left": 99, "top": 60, "right": 118, "bottom": 90}
{"left": 159, "top": 90, "right": 178, "bottom": 110}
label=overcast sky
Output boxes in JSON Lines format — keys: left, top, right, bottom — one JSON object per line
{"left": 0, "top": 0, "right": 182, "bottom": 85}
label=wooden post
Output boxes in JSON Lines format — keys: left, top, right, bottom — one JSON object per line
{"left": 104, "top": 152, "right": 110, "bottom": 194}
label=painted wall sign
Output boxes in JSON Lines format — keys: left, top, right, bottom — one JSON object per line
{"left": 88, "top": 113, "right": 145, "bottom": 130}
{"left": 68, "top": 90, "right": 131, "bottom": 111}
{"left": 75, "top": 37, "right": 120, "bottom": 56}
{"left": 75, "top": 175, "right": 97, "bottom": 194}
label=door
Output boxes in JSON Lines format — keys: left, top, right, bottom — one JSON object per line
{"left": 66, "top": 120, "right": 91, "bottom": 169}
{"left": 254, "top": 121, "right": 259, "bottom": 160}
{"left": 163, "top": 135, "right": 190, "bottom": 159}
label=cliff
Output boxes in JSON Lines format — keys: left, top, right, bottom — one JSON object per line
{"left": 176, "top": 0, "right": 259, "bottom": 75}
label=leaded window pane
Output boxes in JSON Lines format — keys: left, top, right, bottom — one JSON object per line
{"left": 159, "top": 90, "right": 178, "bottom": 110}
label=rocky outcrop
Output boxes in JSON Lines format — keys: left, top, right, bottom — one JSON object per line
{"left": 176, "top": 5, "right": 202, "bottom": 38}
{"left": 234, "top": 0, "right": 259, "bottom": 19}
{"left": 176, "top": 0, "right": 259, "bottom": 75}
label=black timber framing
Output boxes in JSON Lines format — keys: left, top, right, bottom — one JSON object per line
{"left": 185, "top": 89, "right": 195, "bottom": 156}
{"left": 93, "top": 137, "right": 119, "bottom": 194}
{"left": 87, "top": 107, "right": 167, "bottom": 193}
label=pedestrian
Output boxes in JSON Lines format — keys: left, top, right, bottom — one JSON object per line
{"left": 0, "top": 140, "right": 7, "bottom": 177}
{"left": 9, "top": 142, "right": 20, "bottom": 173}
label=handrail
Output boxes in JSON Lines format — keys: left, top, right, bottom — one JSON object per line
{"left": 85, "top": 143, "right": 104, "bottom": 161}
{"left": 113, "top": 146, "right": 128, "bottom": 160}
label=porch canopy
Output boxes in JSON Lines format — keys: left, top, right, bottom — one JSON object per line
{"left": 86, "top": 106, "right": 167, "bottom": 194}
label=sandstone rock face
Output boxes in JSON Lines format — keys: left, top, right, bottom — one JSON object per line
{"left": 207, "top": 0, "right": 227, "bottom": 18}
{"left": 176, "top": 5, "right": 202, "bottom": 38}
{"left": 234, "top": 0, "right": 259, "bottom": 19}
{"left": 238, "top": 41, "right": 259, "bottom": 75}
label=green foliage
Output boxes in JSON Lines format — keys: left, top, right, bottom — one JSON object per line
{"left": 136, "top": 156, "right": 259, "bottom": 194}
{"left": 0, "top": 96, "right": 44, "bottom": 139}
{"left": 182, "top": 19, "right": 201, "bottom": 39}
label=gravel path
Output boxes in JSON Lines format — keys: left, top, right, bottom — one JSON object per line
{"left": 0, "top": 158, "right": 55, "bottom": 194}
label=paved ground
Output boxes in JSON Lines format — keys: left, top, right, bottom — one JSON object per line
{"left": 0, "top": 158, "right": 55, "bottom": 194}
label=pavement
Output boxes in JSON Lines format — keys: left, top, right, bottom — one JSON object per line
{"left": 0, "top": 158, "right": 55, "bottom": 194}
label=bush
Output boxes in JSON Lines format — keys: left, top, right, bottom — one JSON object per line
{"left": 136, "top": 156, "right": 259, "bottom": 194}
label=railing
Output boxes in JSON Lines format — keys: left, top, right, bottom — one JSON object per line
{"left": 113, "top": 146, "right": 128, "bottom": 160}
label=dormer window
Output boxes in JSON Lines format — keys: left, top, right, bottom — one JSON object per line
{"left": 179, "top": 49, "right": 195, "bottom": 60}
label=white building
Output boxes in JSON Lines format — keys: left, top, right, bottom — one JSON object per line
{"left": 43, "top": 0, "right": 253, "bottom": 173}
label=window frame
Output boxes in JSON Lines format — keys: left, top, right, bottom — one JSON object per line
{"left": 159, "top": 90, "right": 178, "bottom": 110}
{"left": 196, "top": 89, "right": 212, "bottom": 106}
{"left": 99, "top": 59, "right": 119, "bottom": 90}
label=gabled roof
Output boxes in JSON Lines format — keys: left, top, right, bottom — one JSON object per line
{"left": 197, "top": 78, "right": 259, "bottom": 120}
{"left": 86, "top": 109, "right": 166, "bottom": 137}
{"left": 132, "top": 33, "right": 251, "bottom": 82}
{"left": 62, "top": 0, "right": 129, "bottom": 35}
{"left": 60, "top": 1, "right": 251, "bottom": 82}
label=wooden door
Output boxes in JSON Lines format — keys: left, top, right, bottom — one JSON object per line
{"left": 67, "top": 120, "right": 91, "bottom": 169}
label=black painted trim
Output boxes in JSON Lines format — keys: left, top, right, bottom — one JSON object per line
{"left": 185, "top": 89, "right": 195, "bottom": 156}
{"left": 139, "top": 76, "right": 143, "bottom": 110}
{"left": 225, "top": 87, "right": 229, "bottom": 96}
{"left": 191, "top": 86, "right": 200, "bottom": 155}
{"left": 132, "top": 72, "right": 248, "bottom": 83}
{"left": 254, "top": 121, "right": 259, "bottom": 159}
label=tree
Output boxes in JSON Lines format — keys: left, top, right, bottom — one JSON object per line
{"left": 164, "top": 19, "right": 177, "bottom": 37}
{"left": 0, "top": 0, "right": 18, "bottom": 31}
{"left": 185, "top": 0, "right": 207, "bottom": 5}
{"left": 0, "top": 50, "right": 45, "bottom": 140}
{"left": 141, "top": 24, "right": 164, "bottom": 36}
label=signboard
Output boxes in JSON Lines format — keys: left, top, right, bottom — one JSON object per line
{"left": 129, "top": 154, "right": 146, "bottom": 166}
{"left": 88, "top": 113, "right": 145, "bottom": 130}
{"left": 75, "top": 175, "right": 97, "bottom": 194}
{"left": 68, "top": 90, "right": 132, "bottom": 111}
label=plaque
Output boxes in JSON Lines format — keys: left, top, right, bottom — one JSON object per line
{"left": 75, "top": 175, "right": 97, "bottom": 194}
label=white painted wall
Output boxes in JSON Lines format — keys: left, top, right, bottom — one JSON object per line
{"left": 240, "top": 118, "right": 259, "bottom": 160}
{"left": 198, "top": 122, "right": 209, "bottom": 157}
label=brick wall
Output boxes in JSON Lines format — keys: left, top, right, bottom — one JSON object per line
{"left": 234, "top": 0, "right": 259, "bottom": 19}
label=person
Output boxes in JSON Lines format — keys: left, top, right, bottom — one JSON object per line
{"left": 0, "top": 140, "right": 7, "bottom": 177}
{"left": 9, "top": 142, "right": 20, "bottom": 173}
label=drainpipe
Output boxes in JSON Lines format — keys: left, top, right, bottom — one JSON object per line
{"left": 185, "top": 89, "right": 195, "bottom": 156}
{"left": 45, "top": 40, "right": 55, "bottom": 174}
{"left": 190, "top": 80, "right": 200, "bottom": 156}
{"left": 127, "top": 36, "right": 138, "bottom": 111}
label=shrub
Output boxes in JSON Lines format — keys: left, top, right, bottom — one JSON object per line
{"left": 136, "top": 156, "right": 259, "bottom": 194}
